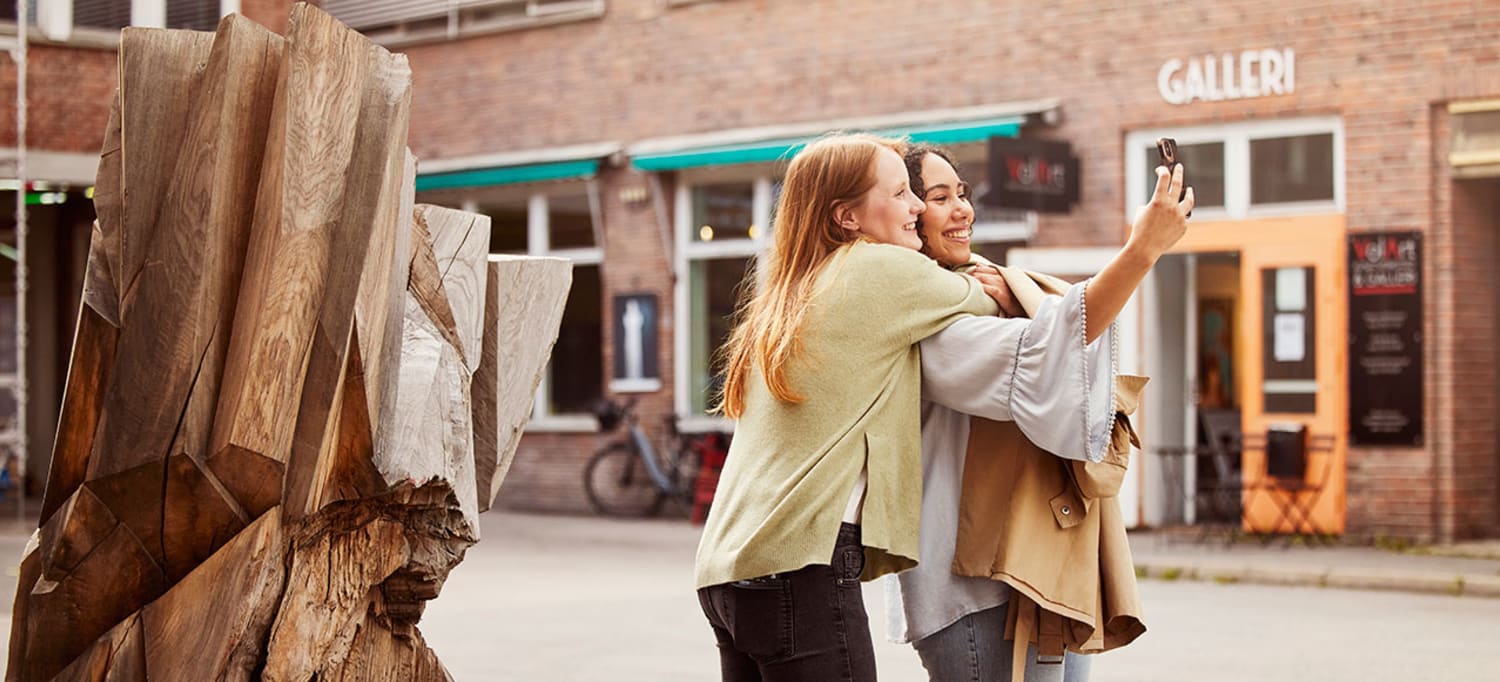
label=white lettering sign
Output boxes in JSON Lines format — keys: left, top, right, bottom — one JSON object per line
{"left": 1158, "top": 49, "right": 1296, "bottom": 105}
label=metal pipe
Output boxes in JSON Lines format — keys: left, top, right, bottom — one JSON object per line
{"left": 15, "top": 0, "right": 30, "bottom": 523}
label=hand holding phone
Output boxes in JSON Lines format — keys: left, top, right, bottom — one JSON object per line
{"left": 1156, "top": 137, "right": 1191, "bottom": 217}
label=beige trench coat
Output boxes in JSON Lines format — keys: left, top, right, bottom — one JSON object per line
{"left": 949, "top": 266, "right": 1149, "bottom": 678}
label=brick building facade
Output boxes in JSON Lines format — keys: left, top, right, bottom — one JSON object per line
{"left": 3, "top": 0, "right": 1498, "bottom": 542}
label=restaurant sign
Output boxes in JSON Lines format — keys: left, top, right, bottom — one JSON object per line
{"left": 1348, "top": 232, "right": 1423, "bottom": 446}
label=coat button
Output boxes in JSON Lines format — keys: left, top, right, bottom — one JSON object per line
{"left": 1061, "top": 505, "right": 1071, "bottom": 515}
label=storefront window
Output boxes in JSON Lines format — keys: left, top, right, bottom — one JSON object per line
{"left": 550, "top": 264, "right": 603, "bottom": 415}
{"left": 677, "top": 176, "right": 774, "bottom": 423}
{"left": 481, "top": 202, "right": 529, "bottom": 253}
{"left": 548, "top": 193, "right": 595, "bottom": 250}
{"left": 1126, "top": 118, "right": 1342, "bottom": 219}
{"left": 687, "top": 257, "right": 751, "bottom": 415}
{"left": 692, "top": 184, "right": 756, "bottom": 243}
{"left": 0, "top": 2, "right": 34, "bottom": 23}
{"left": 1142, "top": 142, "right": 1226, "bottom": 209}
{"left": 477, "top": 190, "right": 603, "bottom": 423}
{"left": 73, "top": 0, "right": 132, "bottom": 30}
{"left": 1250, "top": 133, "right": 1335, "bottom": 205}
{"left": 166, "top": 0, "right": 222, "bottom": 31}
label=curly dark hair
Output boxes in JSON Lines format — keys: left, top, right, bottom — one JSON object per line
{"left": 902, "top": 143, "right": 961, "bottom": 254}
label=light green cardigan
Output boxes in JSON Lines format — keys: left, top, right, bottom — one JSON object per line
{"left": 694, "top": 241, "right": 998, "bottom": 588}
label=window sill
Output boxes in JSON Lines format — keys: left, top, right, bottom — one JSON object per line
{"left": 0, "top": 23, "right": 123, "bottom": 51}
{"left": 525, "top": 415, "right": 600, "bottom": 433}
{"left": 610, "top": 378, "right": 662, "bottom": 393}
{"left": 677, "top": 415, "right": 734, "bottom": 434}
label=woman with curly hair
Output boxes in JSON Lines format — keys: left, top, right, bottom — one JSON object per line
{"left": 883, "top": 144, "right": 1189, "bottom": 681}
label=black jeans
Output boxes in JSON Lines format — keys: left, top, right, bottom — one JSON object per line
{"left": 697, "top": 523, "right": 877, "bottom": 682}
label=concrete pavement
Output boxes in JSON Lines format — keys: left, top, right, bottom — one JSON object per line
{"left": 1, "top": 510, "right": 1498, "bottom": 679}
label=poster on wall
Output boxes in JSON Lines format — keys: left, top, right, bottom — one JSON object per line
{"left": 1348, "top": 232, "right": 1423, "bottom": 446}
{"left": 611, "top": 293, "right": 661, "bottom": 393}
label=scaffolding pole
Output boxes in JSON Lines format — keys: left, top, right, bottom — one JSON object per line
{"left": 12, "top": 0, "right": 28, "bottom": 524}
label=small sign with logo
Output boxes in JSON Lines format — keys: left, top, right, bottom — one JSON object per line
{"left": 1348, "top": 232, "right": 1423, "bottom": 446}
{"left": 980, "top": 137, "right": 1081, "bottom": 214}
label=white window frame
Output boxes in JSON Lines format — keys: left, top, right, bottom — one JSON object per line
{"left": 464, "top": 187, "right": 604, "bottom": 433}
{"left": 18, "top": 0, "right": 236, "bottom": 45}
{"left": 1125, "top": 116, "right": 1345, "bottom": 222}
{"left": 673, "top": 173, "right": 775, "bottom": 433}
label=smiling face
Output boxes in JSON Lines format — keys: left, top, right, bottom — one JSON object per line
{"left": 839, "top": 146, "right": 925, "bottom": 251}
{"left": 915, "top": 153, "right": 974, "bottom": 268}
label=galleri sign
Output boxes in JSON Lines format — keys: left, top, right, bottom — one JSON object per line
{"left": 1158, "top": 48, "right": 1296, "bottom": 105}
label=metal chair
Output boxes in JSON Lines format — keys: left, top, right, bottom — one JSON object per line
{"left": 1244, "top": 427, "right": 1337, "bottom": 544}
{"left": 1194, "top": 409, "right": 1244, "bottom": 539}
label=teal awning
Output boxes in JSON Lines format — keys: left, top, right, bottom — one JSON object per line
{"left": 415, "top": 158, "right": 600, "bottom": 192}
{"left": 632, "top": 117, "right": 1023, "bottom": 172}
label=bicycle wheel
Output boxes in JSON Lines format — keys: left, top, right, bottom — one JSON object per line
{"left": 584, "top": 443, "right": 665, "bottom": 517}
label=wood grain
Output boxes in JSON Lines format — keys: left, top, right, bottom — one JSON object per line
{"left": 282, "top": 38, "right": 412, "bottom": 522}
{"left": 209, "top": 2, "right": 376, "bottom": 517}
{"left": 140, "top": 511, "right": 286, "bottom": 680}
{"left": 474, "top": 256, "right": 573, "bottom": 512}
{"left": 416, "top": 204, "right": 491, "bottom": 373}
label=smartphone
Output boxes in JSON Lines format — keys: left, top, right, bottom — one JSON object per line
{"left": 1156, "top": 137, "right": 1190, "bottom": 217}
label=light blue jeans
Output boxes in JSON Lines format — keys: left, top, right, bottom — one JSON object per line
{"left": 912, "top": 604, "right": 1093, "bottom": 682}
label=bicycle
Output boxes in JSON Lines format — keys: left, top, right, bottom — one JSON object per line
{"left": 584, "top": 398, "right": 703, "bottom": 517}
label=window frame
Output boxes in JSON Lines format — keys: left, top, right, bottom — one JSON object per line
{"left": 673, "top": 170, "right": 775, "bottom": 434}
{"left": 7, "top": 0, "right": 236, "bottom": 46}
{"left": 1125, "top": 116, "right": 1345, "bottom": 222}
{"left": 323, "top": 0, "right": 605, "bottom": 48}
{"left": 463, "top": 182, "right": 605, "bottom": 433}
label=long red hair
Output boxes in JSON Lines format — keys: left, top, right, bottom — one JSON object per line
{"left": 716, "top": 133, "right": 905, "bottom": 418}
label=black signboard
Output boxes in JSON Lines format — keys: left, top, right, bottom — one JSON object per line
{"left": 612, "top": 293, "right": 660, "bottom": 391}
{"left": 980, "top": 137, "right": 1081, "bottom": 213}
{"left": 1348, "top": 232, "right": 1423, "bottom": 446}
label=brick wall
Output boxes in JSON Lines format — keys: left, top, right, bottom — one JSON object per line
{"left": 0, "top": 44, "right": 116, "bottom": 153}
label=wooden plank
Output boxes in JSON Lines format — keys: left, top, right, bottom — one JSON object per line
{"left": 209, "top": 2, "right": 377, "bottom": 517}
{"left": 370, "top": 153, "right": 418, "bottom": 454}
{"left": 5, "top": 534, "right": 41, "bottom": 682}
{"left": 140, "top": 511, "right": 286, "bottom": 680}
{"left": 379, "top": 293, "right": 479, "bottom": 530}
{"left": 355, "top": 151, "right": 417, "bottom": 440}
{"left": 83, "top": 26, "right": 213, "bottom": 481}
{"left": 84, "top": 15, "right": 281, "bottom": 583}
{"left": 41, "top": 301, "right": 118, "bottom": 526}
{"left": 51, "top": 615, "right": 145, "bottom": 682}
{"left": 115, "top": 28, "right": 215, "bottom": 319}
{"left": 474, "top": 256, "right": 572, "bottom": 512}
{"left": 15, "top": 487, "right": 166, "bottom": 681}
{"left": 405, "top": 210, "right": 464, "bottom": 357}
{"left": 282, "top": 38, "right": 413, "bottom": 521}
{"left": 41, "top": 94, "right": 126, "bottom": 527}
{"left": 415, "top": 204, "right": 491, "bottom": 372}
{"left": 86, "top": 94, "right": 122, "bottom": 327}
{"left": 159, "top": 454, "right": 250, "bottom": 582}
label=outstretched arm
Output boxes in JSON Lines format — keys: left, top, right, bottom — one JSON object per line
{"left": 1084, "top": 163, "right": 1195, "bottom": 342}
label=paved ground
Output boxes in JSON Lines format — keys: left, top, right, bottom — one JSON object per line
{"left": 2, "top": 512, "right": 1499, "bottom": 680}
{"left": 420, "top": 513, "right": 1500, "bottom": 681}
